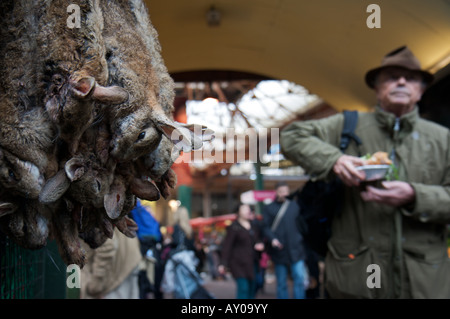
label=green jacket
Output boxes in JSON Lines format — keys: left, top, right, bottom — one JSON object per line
{"left": 280, "top": 106, "right": 450, "bottom": 298}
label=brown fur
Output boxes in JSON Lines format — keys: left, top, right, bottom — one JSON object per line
{"left": 114, "top": 215, "right": 138, "bottom": 238}
{"left": 0, "top": 0, "right": 58, "bottom": 197}
{"left": 0, "top": 0, "right": 213, "bottom": 265}
{"left": 37, "top": 0, "right": 127, "bottom": 155}
{"left": 50, "top": 200, "right": 86, "bottom": 268}
{"left": 0, "top": 199, "right": 50, "bottom": 250}
{"left": 130, "top": 0, "right": 175, "bottom": 115}
{"left": 100, "top": 0, "right": 165, "bottom": 162}
{"left": 39, "top": 122, "right": 117, "bottom": 210}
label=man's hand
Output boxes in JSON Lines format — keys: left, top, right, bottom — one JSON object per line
{"left": 333, "top": 155, "right": 366, "bottom": 186}
{"left": 254, "top": 242, "right": 265, "bottom": 252}
{"left": 218, "top": 265, "right": 226, "bottom": 275}
{"left": 360, "top": 181, "right": 416, "bottom": 207}
{"left": 272, "top": 238, "right": 283, "bottom": 250}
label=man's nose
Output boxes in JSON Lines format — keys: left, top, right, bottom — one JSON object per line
{"left": 396, "top": 76, "right": 407, "bottom": 84}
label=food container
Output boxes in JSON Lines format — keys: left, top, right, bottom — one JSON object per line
{"left": 356, "top": 165, "right": 390, "bottom": 181}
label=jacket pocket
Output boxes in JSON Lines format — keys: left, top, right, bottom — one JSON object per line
{"left": 325, "top": 241, "right": 375, "bottom": 299}
{"left": 404, "top": 250, "right": 450, "bottom": 299}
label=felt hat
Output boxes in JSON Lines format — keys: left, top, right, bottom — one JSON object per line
{"left": 365, "top": 46, "right": 434, "bottom": 89}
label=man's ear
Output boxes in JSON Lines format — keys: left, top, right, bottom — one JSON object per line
{"left": 420, "top": 81, "right": 427, "bottom": 95}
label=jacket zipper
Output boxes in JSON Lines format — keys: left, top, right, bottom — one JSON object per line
{"left": 392, "top": 116, "right": 403, "bottom": 298}
{"left": 390, "top": 117, "right": 400, "bottom": 163}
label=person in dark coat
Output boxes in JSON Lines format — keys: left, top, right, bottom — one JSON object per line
{"left": 218, "top": 203, "right": 264, "bottom": 299}
{"left": 262, "top": 181, "right": 307, "bottom": 299}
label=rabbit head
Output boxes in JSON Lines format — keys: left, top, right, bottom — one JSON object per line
{"left": 0, "top": 148, "right": 45, "bottom": 199}
{"left": 109, "top": 106, "right": 162, "bottom": 162}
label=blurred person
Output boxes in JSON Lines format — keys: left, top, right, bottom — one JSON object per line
{"left": 130, "top": 199, "right": 162, "bottom": 254}
{"left": 218, "top": 203, "right": 265, "bottom": 299}
{"left": 194, "top": 237, "right": 206, "bottom": 275}
{"left": 170, "top": 205, "right": 195, "bottom": 252}
{"left": 130, "top": 199, "right": 164, "bottom": 299}
{"left": 256, "top": 251, "right": 270, "bottom": 295}
{"left": 249, "top": 208, "right": 267, "bottom": 295}
{"left": 205, "top": 231, "right": 224, "bottom": 280}
{"left": 161, "top": 205, "right": 206, "bottom": 298}
{"left": 262, "top": 181, "right": 307, "bottom": 299}
{"left": 280, "top": 46, "right": 450, "bottom": 298}
{"left": 80, "top": 227, "right": 142, "bottom": 299}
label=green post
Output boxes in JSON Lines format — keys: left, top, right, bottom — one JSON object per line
{"left": 254, "top": 159, "right": 264, "bottom": 215}
{"left": 177, "top": 185, "right": 192, "bottom": 217}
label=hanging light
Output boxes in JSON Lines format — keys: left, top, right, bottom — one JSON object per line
{"left": 206, "top": 5, "right": 221, "bottom": 27}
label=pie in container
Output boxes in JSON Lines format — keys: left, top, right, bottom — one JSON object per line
{"left": 357, "top": 152, "right": 392, "bottom": 181}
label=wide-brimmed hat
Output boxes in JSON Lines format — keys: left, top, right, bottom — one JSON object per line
{"left": 365, "top": 46, "right": 434, "bottom": 89}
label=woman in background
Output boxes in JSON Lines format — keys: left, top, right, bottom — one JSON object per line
{"left": 218, "top": 203, "right": 264, "bottom": 299}
{"left": 171, "top": 206, "right": 195, "bottom": 252}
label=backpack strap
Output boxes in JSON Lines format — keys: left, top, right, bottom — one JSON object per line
{"left": 271, "top": 200, "right": 290, "bottom": 232}
{"left": 339, "top": 110, "right": 362, "bottom": 152}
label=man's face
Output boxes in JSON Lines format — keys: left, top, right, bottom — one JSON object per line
{"left": 276, "top": 185, "right": 290, "bottom": 201}
{"left": 374, "top": 67, "right": 425, "bottom": 116}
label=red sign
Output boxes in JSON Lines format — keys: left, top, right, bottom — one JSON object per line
{"left": 253, "top": 190, "right": 276, "bottom": 201}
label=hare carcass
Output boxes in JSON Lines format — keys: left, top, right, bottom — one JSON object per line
{"left": 37, "top": 0, "right": 128, "bottom": 155}
{"left": 101, "top": 0, "right": 213, "bottom": 164}
{"left": 0, "top": 0, "right": 58, "bottom": 198}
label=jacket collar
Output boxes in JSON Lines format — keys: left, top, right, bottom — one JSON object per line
{"left": 374, "top": 105, "right": 419, "bottom": 140}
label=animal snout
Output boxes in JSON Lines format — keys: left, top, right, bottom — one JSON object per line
{"left": 24, "top": 161, "right": 45, "bottom": 187}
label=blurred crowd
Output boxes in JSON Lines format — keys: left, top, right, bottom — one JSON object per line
{"left": 79, "top": 190, "right": 325, "bottom": 300}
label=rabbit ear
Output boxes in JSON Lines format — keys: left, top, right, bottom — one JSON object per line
{"left": 65, "top": 158, "right": 86, "bottom": 182}
{"left": 154, "top": 169, "right": 177, "bottom": 199}
{"left": 130, "top": 177, "right": 160, "bottom": 201}
{"left": 39, "top": 169, "right": 70, "bottom": 203}
{"left": 114, "top": 216, "right": 138, "bottom": 238}
{"left": 181, "top": 123, "right": 215, "bottom": 150}
{"left": 157, "top": 119, "right": 215, "bottom": 154}
{"left": 0, "top": 202, "right": 17, "bottom": 218}
{"left": 71, "top": 77, "right": 129, "bottom": 104}
{"left": 71, "top": 77, "right": 96, "bottom": 98}
{"left": 103, "top": 177, "right": 126, "bottom": 220}
{"left": 104, "top": 192, "right": 124, "bottom": 220}
{"left": 92, "top": 84, "right": 129, "bottom": 105}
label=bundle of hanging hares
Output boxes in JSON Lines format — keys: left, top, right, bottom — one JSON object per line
{"left": 0, "top": 0, "right": 213, "bottom": 267}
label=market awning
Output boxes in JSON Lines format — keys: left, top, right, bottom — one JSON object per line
{"left": 190, "top": 213, "right": 237, "bottom": 228}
